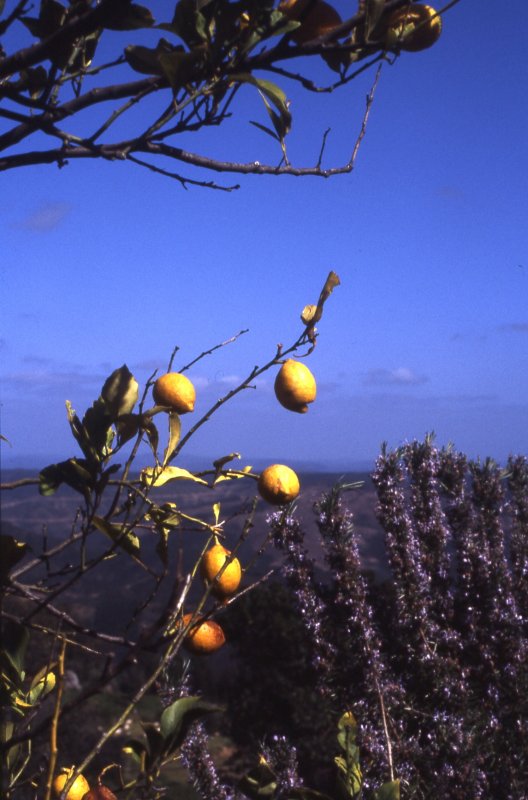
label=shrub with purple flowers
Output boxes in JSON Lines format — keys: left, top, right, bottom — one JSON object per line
{"left": 257, "top": 437, "right": 528, "bottom": 799}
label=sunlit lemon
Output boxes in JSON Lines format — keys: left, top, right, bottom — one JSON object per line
{"left": 274, "top": 359, "right": 316, "bottom": 413}
{"left": 52, "top": 768, "right": 90, "bottom": 800}
{"left": 152, "top": 372, "right": 196, "bottom": 413}
{"left": 201, "top": 543, "right": 242, "bottom": 598}
{"left": 257, "top": 464, "right": 300, "bottom": 505}
{"left": 181, "top": 613, "right": 226, "bottom": 654}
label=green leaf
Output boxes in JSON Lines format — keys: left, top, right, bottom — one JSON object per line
{"left": 1, "top": 621, "right": 29, "bottom": 679}
{"left": 101, "top": 365, "right": 139, "bottom": 419}
{"left": 92, "top": 516, "right": 141, "bottom": 557}
{"left": 140, "top": 466, "right": 208, "bottom": 487}
{"left": 160, "top": 696, "right": 220, "bottom": 750}
{"left": 0, "top": 536, "right": 28, "bottom": 582}
{"left": 373, "top": 780, "right": 400, "bottom": 800}
{"left": 231, "top": 73, "right": 291, "bottom": 140}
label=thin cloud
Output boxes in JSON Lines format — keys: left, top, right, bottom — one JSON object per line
{"left": 363, "top": 367, "right": 429, "bottom": 387}
{"left": 497, "top": 322, "right": 528, "bottom": 334}
{"left": 18, "top": 202, "right": 71, "bottom": 232}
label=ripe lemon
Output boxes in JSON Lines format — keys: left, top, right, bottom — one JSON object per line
{"left": 274, "top": 359, "right": 316, "bottom": 413}
{"left": 279, "top": 0, "right": 342, "bottom": 44}
{"left": 201, "top": 543, "right": 242, "bottom": 598}
{"left": 152, "top": 372, "right": 196, "bottom": 414}
{"left": 52, "top": 768, "right": 90, "bottom": 800}
{"left": 257, "top": 464, "right": 300, "bottom": 505}
{"left": 182, "top": 614, "right": 226, "bottom": 654}
{"left": 383, "top": 4, "right": 442, "bottom": 51}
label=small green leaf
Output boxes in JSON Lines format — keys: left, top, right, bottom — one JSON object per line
{"left": 92, "top": 516, "right": 141, "bottom": 557}
{"left": 373, "top": 780, "right": 400, "bottom": 800}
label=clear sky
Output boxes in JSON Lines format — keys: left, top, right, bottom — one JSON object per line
{"left": 1, "top": 0, "right": 527, "bottom": 472}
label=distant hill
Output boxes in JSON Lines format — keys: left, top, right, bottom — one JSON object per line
{"left": 1, "top": 468, "right": 387, "bottom": 637}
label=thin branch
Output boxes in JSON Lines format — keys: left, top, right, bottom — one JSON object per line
{"left": 126, "top": 153, "right": 240, "bottom": 191}
{"left": 44, "top": 637, "right": 66, "bottom": 800}
{"left": 179, "top": 328, "right": 250, "bottom": 373}
{"left": 348, "top": 62, "right": 383, "bottom": 167}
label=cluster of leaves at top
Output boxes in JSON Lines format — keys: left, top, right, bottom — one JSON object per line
{"left": 0, "top": 0, "right": 444, "bottom": 182}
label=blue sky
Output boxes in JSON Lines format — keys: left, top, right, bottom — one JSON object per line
{"left": 1, "top": 0, "right": 527, "bottom": 471}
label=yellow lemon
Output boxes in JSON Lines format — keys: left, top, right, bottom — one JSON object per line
{"left": 181, "top": 614, "right": 226, "bottom": 654}
{"left": 384, "top": 4, "right": 442, "bottom": 51}
{"left": 201, "top": 544, "right": 242, "bottom": 598}
{"left": 274, "top": 359, "right": 316, "bottom": 413}
{"left": 52, "top": 768, "right": 90, "bottom": 800}
{"left": 257, "top": 464, "right": 300, "bottom": 505}
{"left": 152, "top": 372, "right": 196, "bottom": 413}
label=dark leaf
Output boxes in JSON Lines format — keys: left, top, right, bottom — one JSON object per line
{"left": 39, "top": 458, "right": 93, "bottom": 497}
{"left": 125, "top": 43, "right": 166, "bottom": 75}
{"left": 249, "top": 119, "right": 280, "bottom": 142}
{"left": 239, "top": 761, "right": 277, "bottom": 799}
{"left": 101, "top": 364, "right": 139, "bottom": 419}
{"left": 104, "top": 2, "right": 154, "bottom": 30}
{"left": 122, "top": 738, "right": 147, "bottom": 766}
{"left": 364, "top": 0, "right": 386, "bottom": 41}
{"left": 0, "top": 536, "right": 28, "bottom": 582}
{"left": 143, "top": 723, "right": 165, "bottom": 767}
{"left": 171, "top": 0, "right": 208, "bottom": 47}
{"left": 116, "top": 413, "right": 141, "bottom": 446}
{"left": 82, "top": 399, "right": 113, "bottom": 460}
{"left": 1, "top": 620, "right": 29, "bottom": 679}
